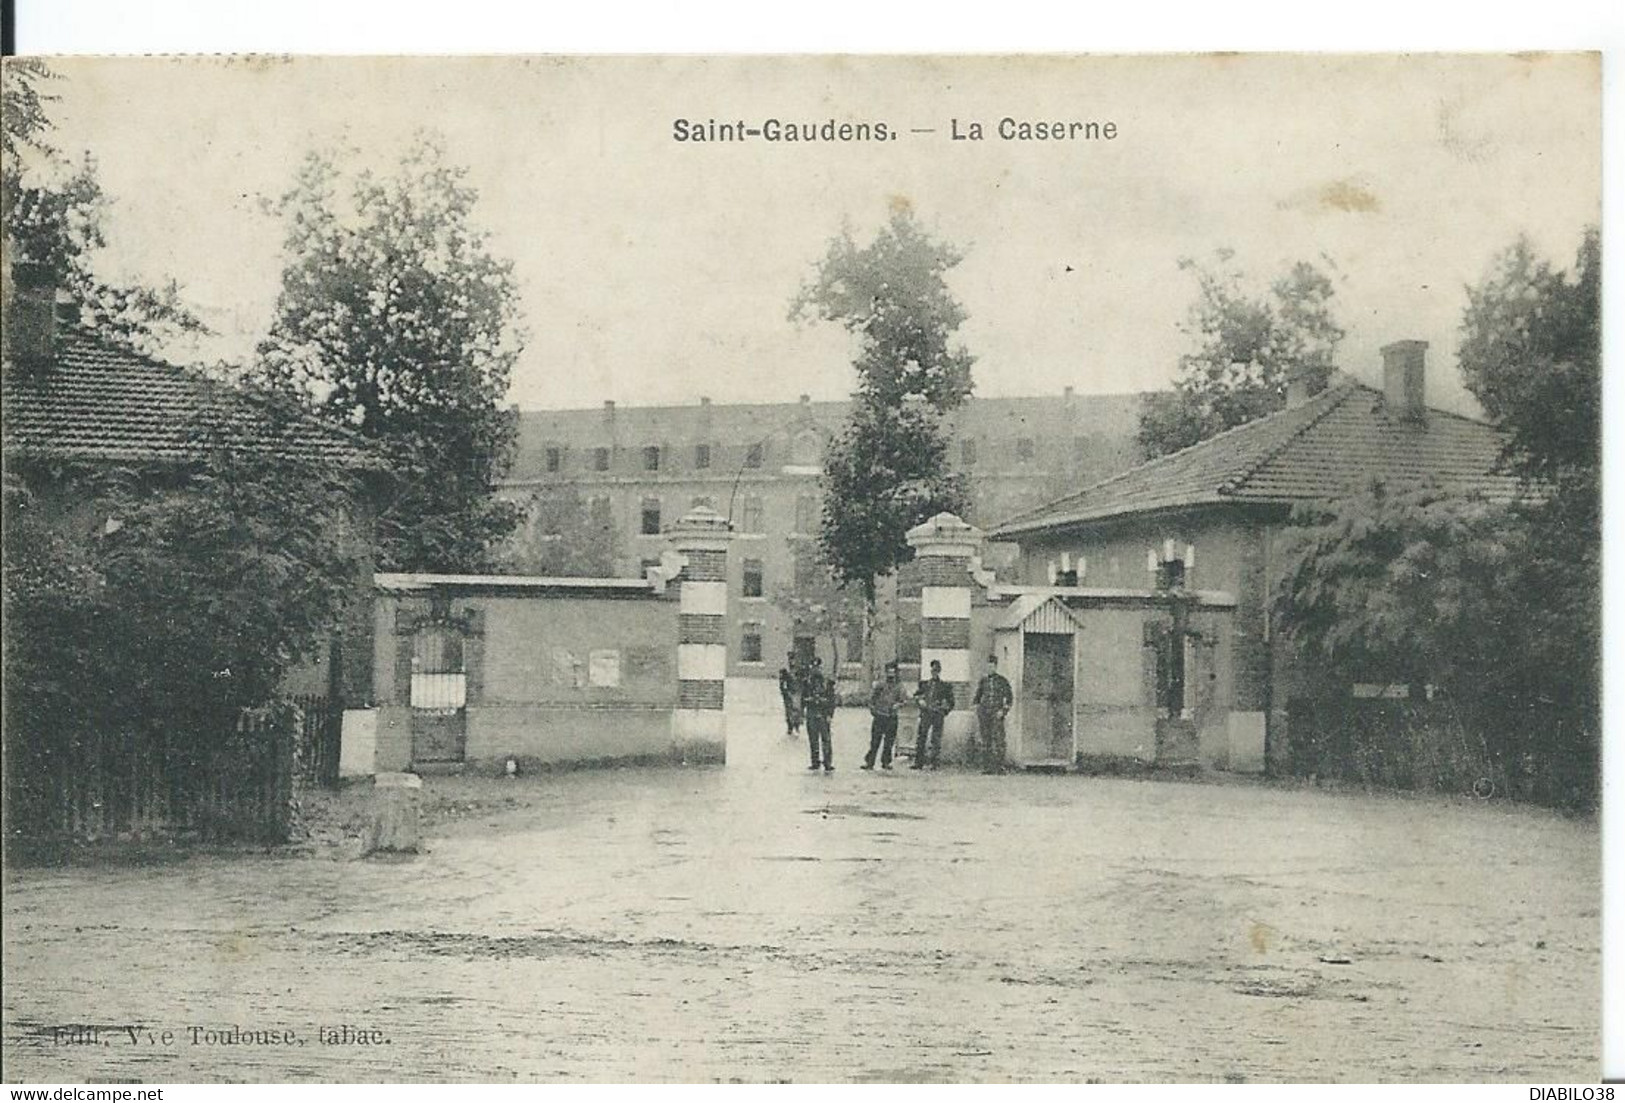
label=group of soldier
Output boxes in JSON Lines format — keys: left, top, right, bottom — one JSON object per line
{"left": 776, "top": 651, "right": 1015, "bottom": 774}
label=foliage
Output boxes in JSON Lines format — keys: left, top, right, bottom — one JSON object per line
{"left": 818, "top": 401, "right": 969, "bottom": 601}
{"left": 1138, "top": 253, "right": 1343, "bottom": 457}
{"left": 1278, "top": 479, "right": 1597, "bottom": 807}
{"left": 3, "top": 401, "right": 365, "bottom": 838}
{"left": 498, "top": 487, "right": 620, "bottom": 577}
{"left": 253, "top": 136, "right": 525, "bottom": 573}
{"left": 0, "top": 58, "right": 204, "bottom": 352}
{"left": 3, "top": 412, "right": 364, "bottom": 739}
{"left": 790, "top": 206, "right": 974, "bottom": 604}
{"left": 1458, "top": 228, "right": 1600, "bottom": 512}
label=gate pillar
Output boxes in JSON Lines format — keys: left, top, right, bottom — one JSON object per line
{"left": 667, "top": 505, "right": 735, "bottom": 764}
{"left": 905, "top": 512, "right": 986, "bottom": 761}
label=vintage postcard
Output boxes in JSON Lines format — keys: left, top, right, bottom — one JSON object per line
{"left": 0, "top": 54, "right": 1603, "bottom": 1084}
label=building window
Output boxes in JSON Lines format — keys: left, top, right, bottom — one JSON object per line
{"left": 742, "top": 558, "right": 764, "bottom": 598}
{"left": 794, "top": 494, "right": 818, "bottom": 534}
{"left": 961, "top": 438, "right": 977, "bottom": 466}
{"left": 593, "top": 447, "right": 611, "bottom": 472}
{"left": 1016, "top": 437, "right": 1036, "bottom": 462}
{"left": 794, "top": 549, "right": 819, "bottom": 589}
{"left": 792, "top": 429, "right": 820, "bottom": 466}
{"left": 640, "top": 497, "right": 661, "bottom": 535}
{"left": 745, "top": 442, "right": 764, "bottom": 469}
{"left": 695, "top": 443, "right": 712, "bottom": 469}
{"left": 639, "top": 557, "right": 661, "bottom": 577}
{"left": 691, "top": 494, "right": 716, "bottom": 511}
{"left": 741, "top": 625, "right": 764, "bottom": 664}
{"left": 740, "top": 495, "right": 764, "bottom": 534}
{"left": 545, "top": 446, "right": 562, "bottom": 473}
{"left": 588, "top": 495, "right": 613, "bottom": 530}
{"left": 642, "top": 445, "right": 661, "bottom": 471}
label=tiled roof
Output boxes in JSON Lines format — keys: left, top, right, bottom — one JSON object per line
{"left": 2, "top": 326, "right": 378, "bottom": 467}
{"left": 992, "top": 382, "right": 1519, "bottom": 537}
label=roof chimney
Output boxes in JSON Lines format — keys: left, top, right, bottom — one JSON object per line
{"left": 1284, "top": 365, "right": 1315, "bottom": 408}
{"left": 1064, "top": 385, "right": 1075, "bottom": 402}
{"left": 799, "top": 393, "right": 810, "bottom": 406}
{"left": 603, "top": 399, "right": 616, "bottom": 419}
{"left": 1380, "top": 340, "right": 1428, "bottom": 422}
{"left": 7, "top": 262, "right": 59, "bottom": 364}
{"left": 699, "top": 396, "right": 711, "bottom": 407}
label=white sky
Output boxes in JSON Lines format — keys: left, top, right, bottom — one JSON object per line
{"left": 29, "top": 54, "right": 1601, "bottom": 415}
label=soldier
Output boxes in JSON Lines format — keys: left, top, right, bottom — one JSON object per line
{"left": 861, "top": 661, "right": 906, "bottom": 770}
{"left": 973, "top": 654, "right": 1015, "bottom": 773}
{"left": 911, "top": 659, "right": 954, "bottom": 770}
{"left": 803, "top": 656, "right": 836, "bottom": 772}
{"left": 776, "top": 652, "right": 803, "bottom": 738}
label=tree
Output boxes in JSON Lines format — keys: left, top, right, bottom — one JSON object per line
{"left": 790, "top": 206, "right": 974, "bottom": 610}
{"left": 253, "top": 136, "right": 524, "bottom": 573}
{"left": 1139, "top": 253, "right": 1343, "bottom": 458}
{"left": 1277, "top": 480, "right": 1596, "bottom": 805}
{"left": 498, "top": 487, "right": 620, "bottom": 577}
{"left": 1, "top": 59, "right": 203, "bottom": 352}
{"left": 1458, "top": 228, "right": 1600, "bottom": 509}
{"left": 3, "top": 407, "right": 366, "bottom": 832}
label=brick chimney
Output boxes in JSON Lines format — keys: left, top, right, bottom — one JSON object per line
{"left": 603, "top": 399, "right": 616, "bottom": 419}
{"left": 1381, "top": 340, "right": 1428, "bottom": 422}
{"left": 6, "top": 262, "right": 59, "bottom": 364}
{"left": 1284, "top": 365, "right": 1315, "bottom": 408}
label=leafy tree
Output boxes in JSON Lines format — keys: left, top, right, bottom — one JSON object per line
{"left": 1, "top": 59, "right": 203, "bottom": 351}
{"left": 253, "top": 136, "right": 524, "bottom": 573}
{"left": 3, "top": 407, "right": 366, "bottom": 834}
{"left": 1139, "top": 253, "right": 1343, "bottom": 457}
{"left": 1458, "top": 228, "right": 1600, "bottom": 509}
{"left": 1277, "top": 480, "right": 1596, "bottom": 805}
{"left": 498, "top": 487, "right": 620, "bottom": 577}
{"left": 790, "top": 206, "right": 974, "bottom": 608}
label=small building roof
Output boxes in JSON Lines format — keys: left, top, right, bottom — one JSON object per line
{"left": 374, "top": 572, "right": 662, "bottom": 598}
{"left": 996, "top": 593, "right": 1088, "bottom": 633}
{"left": 2, "top": 324, "right": 378, "bottom": 468}
{"left": 992, "top": 382, "right": 1519, "bottom": 538}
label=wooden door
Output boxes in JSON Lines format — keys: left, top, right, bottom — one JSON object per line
{"left": 1022, "top": 633, "right": 1075, "bottom": 763}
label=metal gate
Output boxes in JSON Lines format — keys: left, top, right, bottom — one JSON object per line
{"left": 410, "top": 623, "right": 468, "bottom": 763}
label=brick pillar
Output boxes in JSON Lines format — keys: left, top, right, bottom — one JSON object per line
{"left": 668, "top": 505, "right": 735, "bottom": 764}
{"left": 906, "top": 512, "right": 985, "bottom": 760}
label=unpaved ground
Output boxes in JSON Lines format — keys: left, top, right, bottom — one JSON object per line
{"left": 3, "top": 696, "right": 1600, "bottom": 1083}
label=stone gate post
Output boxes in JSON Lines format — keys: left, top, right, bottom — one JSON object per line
{"left": 667, "top": 505, "right": 735, "bottom": 764}
{"left": 905, "top": 512, "right": 986, "bottom": 760}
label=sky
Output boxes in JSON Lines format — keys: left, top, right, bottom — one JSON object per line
{"left": 26, "top": 54, "right": 1603, "bottom": 415}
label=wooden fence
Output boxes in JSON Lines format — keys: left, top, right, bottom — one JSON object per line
{"left": 5, "top": 702, "right": 304, "bottom": 845}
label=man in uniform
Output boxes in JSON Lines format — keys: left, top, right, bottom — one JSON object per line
{"left": 862, "top": 661, "right": 906, "bottom": 770}
{"left": 777, "top": 651, "right": 803, "bottom": 738}
{"left": 911, "top": 659, "right": 954, "bottom": 770}
{"left": 973, "top": 654, "right": 1015, "bottom": 773}
{"left": 803, "top": 656, "right": 836, "bottom": 772}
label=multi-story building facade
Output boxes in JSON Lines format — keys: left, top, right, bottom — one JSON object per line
{"left": 499, "top": 389, "right": 1146, "bottom": 678}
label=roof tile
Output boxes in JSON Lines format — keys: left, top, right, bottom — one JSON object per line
{"left": 993, "top": 383, "right": 1519, "bottom": 536}
{"left": 3, "top": 326, "right": 377, "bottom": 467}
